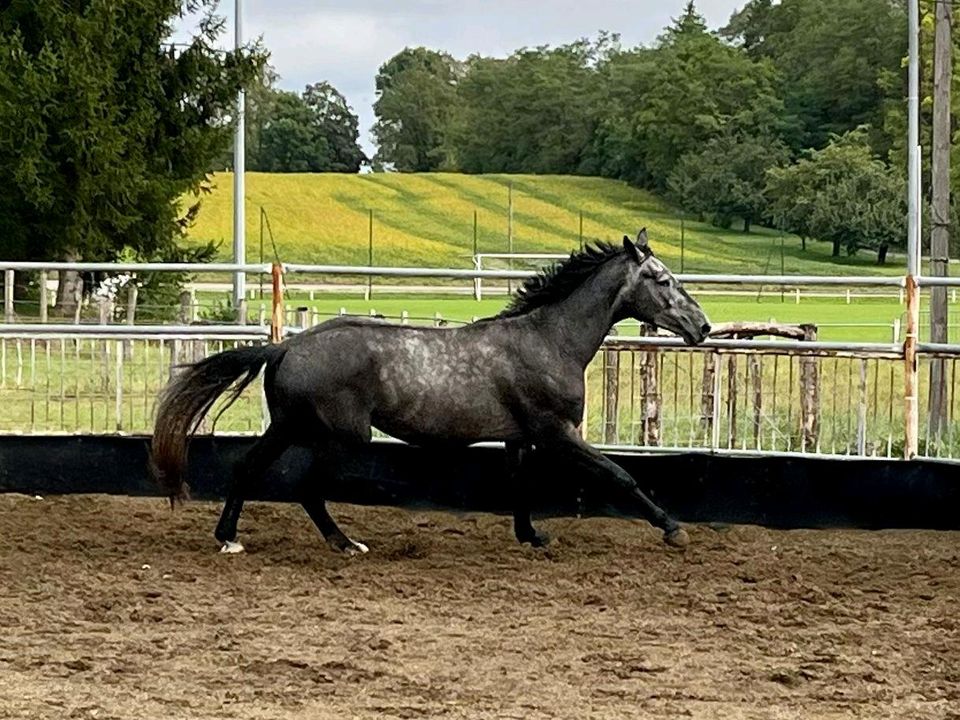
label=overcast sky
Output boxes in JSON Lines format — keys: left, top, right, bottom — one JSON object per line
{"left": 175, "top": 1, "right": 745, "bottom": 157}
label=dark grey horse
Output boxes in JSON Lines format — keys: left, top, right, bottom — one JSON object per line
{"left": 151, "top": 230, "right": 710, "bottom": 554}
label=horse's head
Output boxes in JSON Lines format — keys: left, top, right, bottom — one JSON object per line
{"left": 620, "top": 229, "right": 710, "bottom": 345}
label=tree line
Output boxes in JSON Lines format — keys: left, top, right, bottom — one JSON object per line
{"left": 370, "top": 0, "right": 925, "bottom": 262}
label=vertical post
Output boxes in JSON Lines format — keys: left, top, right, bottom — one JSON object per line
{"left": 259, "top": 206, "right": 265, "bottom": 300}
{"left": 779, "top": 226, "right": 785, "bottom": 303}
{"left": 270, "top": 262, "right": 284, "bottom": 343}
{"left": 679, "top": 215, "right": 685, "bottom": 273}
{"left": 856, "top": 359, "right": 868, "bottom": 456}
{"left": 641, "top": 326, "right": 661, "bottom": 446}
{"left": 799, "top": 324, "right": 820, "bottom": 452}
{"left": 929, "top": 0, "right": 952, "bottom": 436}
{"left": 297, "top": 307, "right": 309, "bottom": 329}
{"left": 232, "top": 0, "right": 246, "bottom": 307}
{"left": 701, "top": 353, "right": 719, "bottom": 446}
{"left": 473, "top": 210, "right": 480, "bottom": 301}
{"left": 124, "top": 283, "right": 137, "bottom": 359}
{"left": 603, "top": 329, "right": 619, "bottom": 444}
{"left": 579, "top": 210, "right": 584, "bottom": 251}
{"left": 237, "top": 298, "right": 248, "bottom": 325}
{"left": 366, "top": 208, "right": 374, "bottom": 301}
{"left": 4, "top": 269, "right": 13, "bottom": 322}
{"left": 39, "top": 270, "right": 48, "bottom": 323}
{"left": 905, "top": 0, "right": 921, "bottom": 459}
{"left": 507, "top": 181, "right": 514, "bottom": 295}
{"left": 115, "top": 339, "right": 124, "bottom": 431}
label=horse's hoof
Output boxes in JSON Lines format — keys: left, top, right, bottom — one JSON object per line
{"left": 329, "top": 536, "right": 369, "bottom": 556}
{"left": 344, "top": 541, "right": 369, "bottom": 556}
{"left": 525, "top": 532, "right": 552, "bottom": 548}
{"left": 664, "top": 527, "right": 689, "bottom": 548}
{"left": 220, "top": 540, "right": 245, "bottom": 554}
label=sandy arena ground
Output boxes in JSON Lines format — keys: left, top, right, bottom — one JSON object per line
{"left": 0, "top": 493, "right": 958, "bottom": 719}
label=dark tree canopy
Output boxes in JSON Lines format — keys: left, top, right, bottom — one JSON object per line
{"left": 372, "top": 47, "right": 461, "bottom": 172}
{"left": 0, "top": 0, "right": 266, "bottom": 264}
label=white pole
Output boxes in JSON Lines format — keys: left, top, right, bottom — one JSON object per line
{"left": 908, "top": 0, "right": 920, "bottom": 279}
{"left": 904, "top": 0, "right": 920, "bottom": 459}
{"left": 232, "top": 0, "right": 246, "bottom": 308}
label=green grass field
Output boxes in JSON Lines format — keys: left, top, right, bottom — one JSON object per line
{"left": 240, "top": 291, "right": 960, "bottom": 343}
{"left": 185, "top": 172, "right": 906, "bottom": 276}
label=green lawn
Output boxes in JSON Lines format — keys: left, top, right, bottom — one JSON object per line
{"left": 186, "top": 172, "right": 906, "bottom": 276}
{"left": 232, "top": 291, "right": 938, "bottom": 343}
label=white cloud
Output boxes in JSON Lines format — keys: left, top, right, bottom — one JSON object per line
{"left": 175, "top": 1, "right": 746, "bottom": 155}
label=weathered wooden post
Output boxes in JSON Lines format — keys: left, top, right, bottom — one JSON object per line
{"left": 701, "top": 353, "right": 720, "bottom": 445}
{"left": 799, "top": 323, "right": 819, "bottom": 452}
{"left": 124, "top": 282, "right": 138, "bottom": 359}
{"left": 603, "top": 328, "right": 619, "bottom": 444}
{"left": 4, "top": 269, "right": 14, "bottom": 323}
{"left": 641, "top": 325, "right": 661, "bottom": 446}
{"left": 270, "top": 263, "right": 284, "bottom": 344}
{"left": 750, "top": 349, "right": 762, "bottom": 449}
{"left": 39, "top": 270, "right": 48, "bottom": 323}
{"left": 726, "top": 344, "right": 739, "bottom": 449}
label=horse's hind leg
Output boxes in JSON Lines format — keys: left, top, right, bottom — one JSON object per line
{"left": 214, "top": 422, "right": 291, "bottom": 552}
{"left": 300, "top": 442, "right": 368, "bottom": 555}
{"left": 507, "top": 441, "right": 550, "bottom": 547}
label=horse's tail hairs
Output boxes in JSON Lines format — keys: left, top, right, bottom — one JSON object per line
{"left": 149, "top": 343, "right": 286, "bottom": 507}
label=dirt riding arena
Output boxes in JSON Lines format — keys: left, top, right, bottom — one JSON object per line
{"left": 0, "top": 494, "right": 958, "bottom": 719}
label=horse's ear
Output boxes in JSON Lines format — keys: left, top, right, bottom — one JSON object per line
{"left": 636, "top": 228, "right": 649, "bottom": 247}
{"left": 623, "top": 235, "right": 643, "bottom": 263}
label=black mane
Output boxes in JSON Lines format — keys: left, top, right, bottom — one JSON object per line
{"left": 498, "top": 242, "right": 625, "bottom": 318}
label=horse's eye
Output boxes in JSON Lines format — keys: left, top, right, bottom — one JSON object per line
{"left": 657, "top": 277, "right": 670, "bottom": 287}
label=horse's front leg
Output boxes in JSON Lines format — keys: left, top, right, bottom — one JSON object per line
{"left": 533, "top": 422, "right": 688, "bottom": 548}
{"left": 506, "top": 440, "right": 550, "bottom": 547}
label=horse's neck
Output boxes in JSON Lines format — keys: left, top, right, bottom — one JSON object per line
{"left": 534, "top": 262, "right": 625, "bottom": 369}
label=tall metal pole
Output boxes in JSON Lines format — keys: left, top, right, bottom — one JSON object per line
{"left": 232, "top": 0, "right": 246, "bottom": 308}
{"left": 904, "top": 0, "right": 921, "bottom": 459}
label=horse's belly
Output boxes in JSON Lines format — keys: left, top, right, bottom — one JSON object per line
{"left": 373, "top": 386, "right": 520, "bottom": 442}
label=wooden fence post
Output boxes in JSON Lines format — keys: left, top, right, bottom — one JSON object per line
{"left": 750, "top": 350, "right": 762, "bottom": 449}
{"left": 799, "top": 323, "right": 819, "bottom": 451}
{"left": 603, "top": 328, "right": 619, "bottom": 444}
{"left": 270, "top": 263, "right": 284, "bottom": 343}
{"left": 641, "top": 325, "right": 661, "bottom": 446}
{"left": 701, "top": 353, "right": 720, "bottom": 445}
{"left": 4, "top": 269, "right": 14, "bottom": 323}
{"left": 39, "top": 270, "right": 48, "bottom": 323}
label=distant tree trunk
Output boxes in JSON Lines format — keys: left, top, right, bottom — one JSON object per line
{"left": 55, "top": 248, "right": 83, "bottom": 318}
{"left": 743, "top": 217, "right": 751, "bottom": 233}
{"left": 801, "top": 235, "right": 807, "bottom": 251}
{"left": 832, "top": 238, "right": 841, "bottom": 257}
{"left": 877, "top": 244, "right": 889, "bottom": 264}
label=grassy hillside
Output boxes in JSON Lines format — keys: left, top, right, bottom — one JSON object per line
{"left": 185, "top": 173, "right": 905, "bottom": 275}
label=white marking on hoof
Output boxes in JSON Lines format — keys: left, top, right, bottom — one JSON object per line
{"left": 220, "top": 540, "right": 245, "bottom": 554}
{"left": 345, "top": 541, "right": 369, "bottom": 556}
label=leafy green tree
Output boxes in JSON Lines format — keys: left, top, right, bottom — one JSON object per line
{"left": 668, "top": 132, "right": 788, "bottom": 232}
{"left": 302, "top": 82, "right": 366, "bottom": 172}
{"left": 589, "top": 3, "right": 784, "bottom": 189}
{"left": 765, "top": 130, "right": 905, "bottom": 262}
{"left": 0, "top": 0, "right": 265, "bottom": 313}
{"left": 722, "top": 0, "right": 906, "bottom": 153}
{"left": 258, "top": 92, "right": 331, "bottom": 172}
{"left": 372, "top": 47, "right": 461, "bottom": 171}
{"left": 454, "top": 36, "right": 616, "bottom": 174}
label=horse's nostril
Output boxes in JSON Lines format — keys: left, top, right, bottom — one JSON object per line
{"left": 700, "top": 323, "right": 712, "bottom": 336}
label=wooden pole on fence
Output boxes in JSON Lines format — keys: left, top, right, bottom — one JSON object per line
{"left": 270, "top": 262, "right": 284, "bottom": 343}
{"left": 473, "top": 210, "right": 481, "bottom": 302}
{"left": 641, "top": 325, "right": 661, "bottom": 446}
{"left": 799, "top": 324, "right": 820, "bottom": 452}
{"left": 507, "top": 182, "right": 514, "bottom": 295}
{"left": 367, "top": 208, "right": 374, "bottom": 301}
{"left": 602, "top": 328, "right": 619, "bottom": 444}
{"left": 4, "top": 269, "right": 13, "bottom": 322}
{"left": 39, "top": 270, "right": 48, "bottom": 323}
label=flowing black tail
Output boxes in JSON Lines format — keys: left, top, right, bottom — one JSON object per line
{"left": 150, "top": 344, "right": 286, "bottom": 504}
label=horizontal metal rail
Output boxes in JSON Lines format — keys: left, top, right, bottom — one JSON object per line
{"left": 0, "top": 323, "right": 269, "bottom": 339}
{"left": 0, "top": 261, "right": 271, "bottom": 273}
